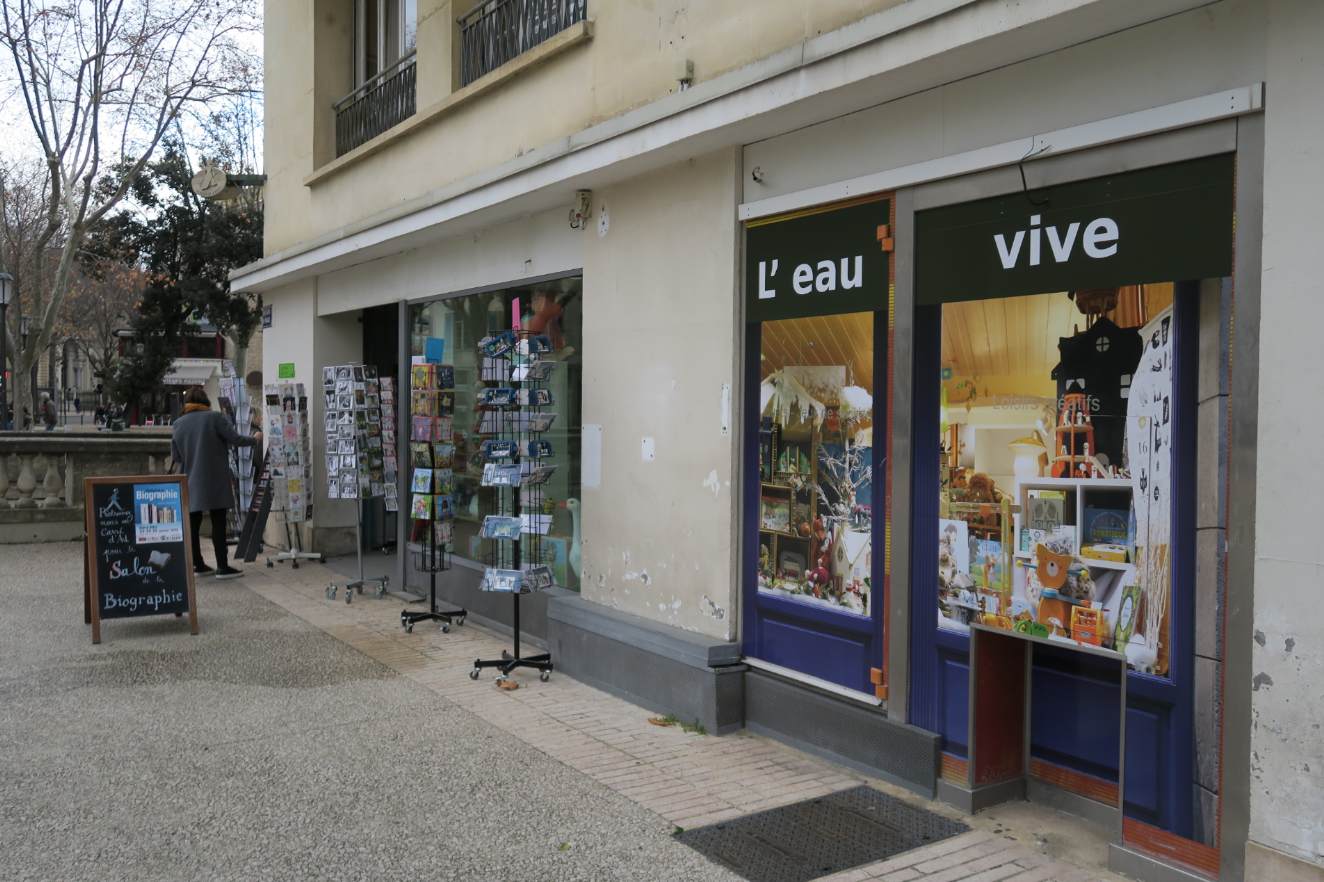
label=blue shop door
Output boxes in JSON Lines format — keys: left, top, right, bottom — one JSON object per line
{"left": 909, "top": 292, "right": 1198, "bottom": 840}
{"left": 741, "top": 315, "right": 887, "bottom": 695}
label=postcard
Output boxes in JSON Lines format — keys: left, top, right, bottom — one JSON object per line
{"left": 480, "top": 387, "right": 517, "bottom": 407}
{"left": 480, "top": 516, "right": 523, "bottom": 539}
{"left": 482, "top": 463, "right": 521, "bottom": 487}
{"left": 481, "top": 568, "right": 525, "bottom": 593}
{"left": 434, "top": 520, "right": 453, "bottom": 544}
{"left": 521, "top": 564, "right": 553, "bottom": 591}
{"left": 411, "top": 494, "right": 433, "bottom": 519}
{"left": 435, "top": 494, "right": 454, "bottom": 519}
{"left": 517, "top": 388, "right": 554, "bottom": 407}
{"left": 527, "top": 412, "right": 557, "bottom": 433}
{"left": 481, "top": 439, "right": 516, "bottom": 459}
{"left": 434, "top": 470, "right": 455, "bottom": 494}
{"left": 411, "top": 468, "right": 433, "bottom": 493}
{"left": 479, "top": 330, "right": 517, "bottom": 359}
{"left": 432, "top": 443, "right": 455, "bottom": 469}
{"left": 519, "top": 439, "right": 554, "bottom": 459}
{"left": 521, "top": 463, "right": 558, "bottom": 485}
{"left": 521, "top": 513, "right": 552, "bottom": 535}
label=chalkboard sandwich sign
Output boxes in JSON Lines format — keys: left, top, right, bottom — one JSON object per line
{"left": 83, "top": 475, "right": 198, "bottom": 644}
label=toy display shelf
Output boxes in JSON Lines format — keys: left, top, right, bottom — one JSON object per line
{"left": 1013, "top": 475, "right": 1134, "bottom": 571}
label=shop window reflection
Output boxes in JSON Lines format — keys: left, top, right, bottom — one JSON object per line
{"left": 409, "top": 279, "right": 582, "bottom": 591}
{"left": 757, "top": 312, "right": 873, "bottom": 616}
{"left": 935, "top": 286, "right": 1174, "bottom": 678}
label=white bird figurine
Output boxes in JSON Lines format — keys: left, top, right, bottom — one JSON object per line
{"left": 556, "top": 497, "right": 582, "bottom": 577}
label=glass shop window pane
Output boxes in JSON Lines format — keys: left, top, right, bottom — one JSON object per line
{"left": 409, "top": 278, "right": 583, "bottom": 591}
{"left": 935, "top": 286, "right": 1175, "bottom": 678}
{"left": 758, "top": 311, "right": 874, "bottom": 617}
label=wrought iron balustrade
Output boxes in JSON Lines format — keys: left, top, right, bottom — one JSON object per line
{"left": 458, "top": 0, "right": 587, "bottom": 87}
{"left": 334, "top": 52, "right": 417, "bottom": 157}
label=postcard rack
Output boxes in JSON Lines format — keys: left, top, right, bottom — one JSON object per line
{"left": 469, "top": 327, "right": 556, "bottom": 683}
{"left": 322, "top": 362, "right": 397, "bottom": 603}
{"left": 402, "top": 360, "right": 466, "bottom": 633}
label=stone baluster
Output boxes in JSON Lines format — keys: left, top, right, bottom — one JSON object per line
{"left": 148, "top": 454, "right": 156, "bottom": 475}
{"left": 15, "top": 455, "right": 37, "bottom": 507}
{"left": 31, "top": 455, "right": 47, "bottom": 504}
{"left": 4, "top": 454, "right": 16, "bottom": 502}
{"left": 65, "top": 454, "right": 75, "bottom": 506}
{"left": 43, "top": 453, "right": 65, "bottom": 507}
{"left": 0, "top": 453, "right": 10, "bottom": 507}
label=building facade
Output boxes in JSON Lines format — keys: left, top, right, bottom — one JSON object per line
{"left": 236, "top": 2, "right": 1324, "bottom": 879}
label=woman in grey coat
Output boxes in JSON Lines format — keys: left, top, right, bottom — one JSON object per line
{"left": 170, "top": 387, "right": 263, "bottom": 579}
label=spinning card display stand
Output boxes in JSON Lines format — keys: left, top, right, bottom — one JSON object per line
{"left": 261, "top": 382, "right": 324, "bottom": 570}
{"left": 321, "top": 363, "right": 399, "bottom": 604}
{"left": 328, "top": 500, "right": 389, "bottom": 602}
{"left": 401, "top": 518, "right": 465, "bottom": 633}
{"left": 402, "top": 361, "right": 466, "bottom": 633}
{"left": 467, "top": 328, "right": 557, "bottom": 683}
{"left": 267, "top": 514, "right": 324, "bottom": 569}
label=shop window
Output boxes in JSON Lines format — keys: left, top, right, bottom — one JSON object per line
{"left": 936, "top": 285, "right": 1177, "bottom": 672}
{"left": 409, "top": 277, "right": 582, "bottom": 590}
{"left": 758, "top": 313, "right": 874, "bottom": 616}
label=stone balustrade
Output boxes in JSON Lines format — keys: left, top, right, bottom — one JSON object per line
{"left": 0, "top": 432, "right": 174, "bottom": 542}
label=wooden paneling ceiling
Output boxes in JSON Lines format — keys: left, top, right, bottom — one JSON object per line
{"left": 761, "top": 312, "right": 874, "bottom": 393}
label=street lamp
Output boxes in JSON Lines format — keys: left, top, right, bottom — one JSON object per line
{"left": 0, "top": 272, "right": 11, "bottom": 430}
{"left": 21, "top": 313, "right": 34, "bottom": 427}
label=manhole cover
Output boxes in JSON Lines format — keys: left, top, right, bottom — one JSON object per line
{"left": 675, "top": 785, "right": 968, "bottom": 882}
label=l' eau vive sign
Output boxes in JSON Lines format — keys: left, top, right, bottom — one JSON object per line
{"left": 915, "top": 154, "right": 1234, "bottom": 305}
{"left": 745, "top": 197, "right": 892, "bottom": 323}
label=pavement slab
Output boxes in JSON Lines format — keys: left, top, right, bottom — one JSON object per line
{"left": 1, "top": 542, "right": 1129, "bottom": 882}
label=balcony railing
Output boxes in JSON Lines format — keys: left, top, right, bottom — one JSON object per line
{"left": 334, "top": 52, "right": 418, "bottom": 157}
{"left": 458, "top": 0, "right": 587, "bottom": 87}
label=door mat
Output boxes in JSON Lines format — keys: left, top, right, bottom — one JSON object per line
{"left": 675, "top": 785, "right": 969, "bottom": 882}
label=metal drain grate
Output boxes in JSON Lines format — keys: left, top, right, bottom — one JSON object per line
{"left": 675, "top": 785, "right": 969, "bottom": 882}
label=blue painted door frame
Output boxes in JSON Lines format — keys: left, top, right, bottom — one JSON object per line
{"left": 908, "top": 289, "right": 1199, "bottom": 837}
{"left": 741, "top": 313, "right": 888, "bottom": 695}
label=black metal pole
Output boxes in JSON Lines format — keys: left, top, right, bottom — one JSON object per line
{"left": 513, "top": 591, "right": 521, "bottom": 660}
{"left": 0, "top": 301, "right": 7, "bottom": 430}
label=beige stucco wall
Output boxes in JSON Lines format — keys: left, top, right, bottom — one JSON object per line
{"left": 1249, "top": 0, "right": 1324, "bottom": 869}
{"left": 743, "top": 0, "right": 1267, "bottom": 203}
{"left": 577, "top": 148, "right": 742, "bottom": 641}
{"left": 264, "top": 0, "right": 910, "bottom": 256}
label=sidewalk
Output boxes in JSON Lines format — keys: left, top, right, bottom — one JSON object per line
{"left": 242, "top": 553, "right": 1127, "bottom": 882}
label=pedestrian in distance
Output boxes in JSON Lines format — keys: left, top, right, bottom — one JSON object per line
{"left": 39, "top": 391, "right": 56, "bottom": 430}
{"left": 170, "top": 386, "right": 263, "bottom": 579}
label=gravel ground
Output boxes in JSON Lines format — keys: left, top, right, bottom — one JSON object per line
{"left": 0, "top": 542, "right": 737, "bottom": 882}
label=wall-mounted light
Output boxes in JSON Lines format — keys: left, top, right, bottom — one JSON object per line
{"left": 569, "top": 190, "right": 592, "bottom": 230}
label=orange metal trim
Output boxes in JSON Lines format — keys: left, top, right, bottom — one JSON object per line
{"left": 941, "top": 752, "right": 968, "bottom": 784}
{"left": 1029, "top": 759, "right": 1119, "bottom": 805}
{"left": 1123, "top": 818, "right": 1220, "bottom": 879}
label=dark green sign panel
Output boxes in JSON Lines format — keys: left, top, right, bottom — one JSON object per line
{"left": 745, "top": 198, "right": 891, "bottom": 323}
{"left": 915, "top": 154, "right": 1234, "bottom": 305}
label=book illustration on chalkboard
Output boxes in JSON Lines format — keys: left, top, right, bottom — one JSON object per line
{"left": 148, "top": 550, "right": 172, "bottom": 569}
{"left": 134, "top": 483, "right": 184, "bottom": 544}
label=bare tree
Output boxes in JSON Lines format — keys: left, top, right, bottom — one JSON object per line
{"left": 64, "top": 261, "right": 143, "bottom": 389}
{"left": 0, "top": 0, "right": 258, "bottom": 427}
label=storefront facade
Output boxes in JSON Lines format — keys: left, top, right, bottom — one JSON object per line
{"left": 240, "top": 1, "right": 1324, "bottom": 879}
